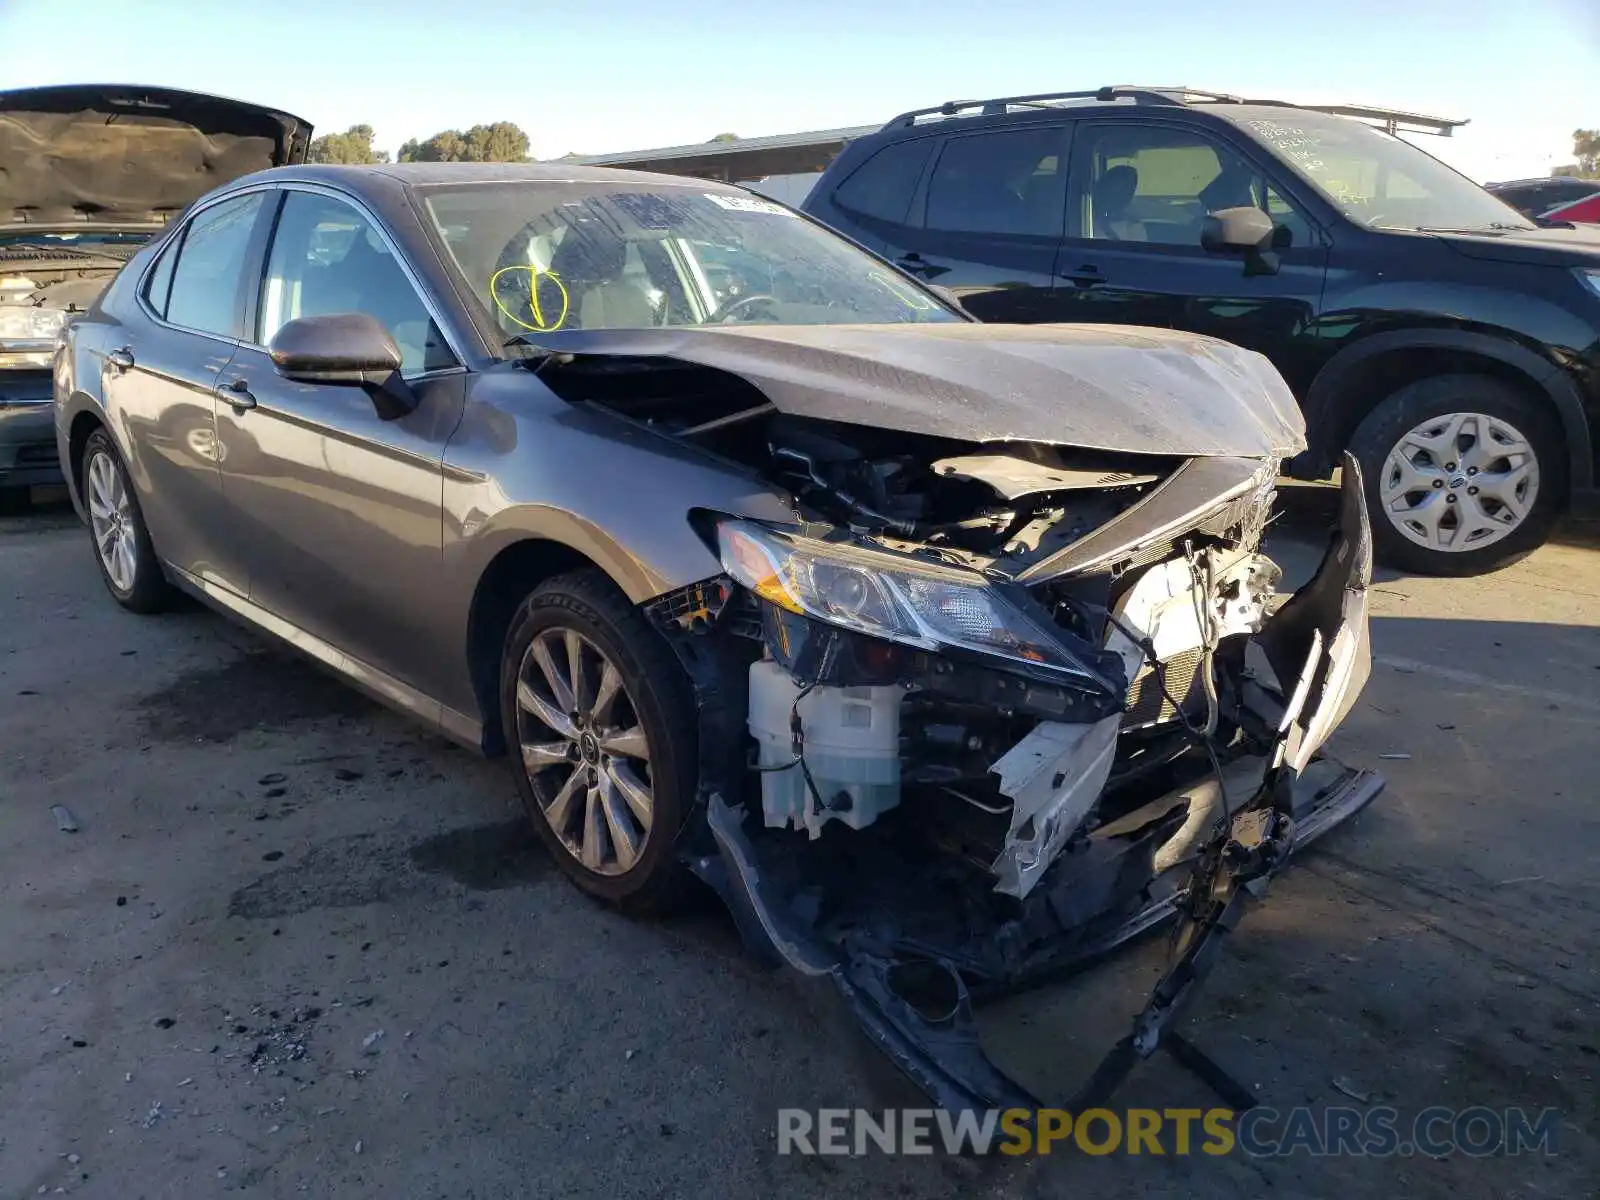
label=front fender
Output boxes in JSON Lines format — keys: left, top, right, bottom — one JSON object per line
{"left": 441, "top": 378, "right": 800, "bottom": 606}
{"left": 1296, "top": 326, "right": 1594, "bottom": 493}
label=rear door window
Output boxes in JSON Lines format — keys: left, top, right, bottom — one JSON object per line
{"left": 143, "top": 237, "right": 180, "bottom": 317}
{"left": 924, "top": 127, "right": 1067, "bottom": 238}
{"left": 163, "top": 192, "right": 268, "bottom": 339}
{"left": 832, "top": 139, "right": 934, "bottom": 225}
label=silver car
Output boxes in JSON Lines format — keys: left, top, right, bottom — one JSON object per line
{"left": 56, "top": 162, "right": 1382, "bottom": 1112}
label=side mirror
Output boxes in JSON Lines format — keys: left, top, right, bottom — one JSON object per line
{"left": 268, "top": 313, "right": 416, "bottom": 418}
{"left": 928, "top": 284, "right": 970, "bottom": 316}
{"left": 1202, "top": 205, "right": 1275, "bottom": 252}
{"left": 1202, "top": 206, "right": 1281, "bottom": 277}
{"left": 269, "top": 312, "right": 403, "bottom": 385}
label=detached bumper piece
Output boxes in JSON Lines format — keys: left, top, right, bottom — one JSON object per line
{"left": 694, "top": 457, "right": 1385, "bottom": 1115}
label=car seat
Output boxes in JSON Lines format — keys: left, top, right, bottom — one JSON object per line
{"left": 1199, "top": 162, "right": 1259, "bottom": 215}
{"left": 547, "top": 226, "right": 654, "bottom": 330}
{"left": 1092, "top": 165, "right": 1146, "bottom": 240}
{"left": 298, "top": 232, "right": 433, "bottom": 369}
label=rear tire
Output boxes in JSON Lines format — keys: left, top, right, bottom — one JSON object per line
{"left": 1347, "top": 374, "right": 1564, "bottom": 576}
{"left": 499, "top": 569, "right": 700, "bottom": 914}
{"left": 82, "top": 429, "right": 171, "bottom": 613}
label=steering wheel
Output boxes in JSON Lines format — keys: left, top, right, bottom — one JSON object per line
{"left": 707, "top": 293, "right": 778, "bottom": 324}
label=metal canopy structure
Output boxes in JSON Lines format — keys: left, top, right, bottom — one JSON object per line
{"left": 566, "top": 88, "right": 1468, "bottom": 183}
{"left": 567, "top": 124, "right": 877, "bottom": 182}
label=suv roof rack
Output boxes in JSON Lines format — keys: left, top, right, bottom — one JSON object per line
{"left": 883, "top": 86, "right": 1469, "bottom": 137}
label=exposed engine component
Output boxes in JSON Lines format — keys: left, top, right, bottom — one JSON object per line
{"left": 0, "top": 268, "right": 118, "bottom": 313}
{"left": 748, "top": 659, "right": 904, "bottom": 837}
{"left": 930, "top": 453, "right": 1160, "bottom": 499}
{"left": 989, "top": 715, "right": 1121, "bottom": 897}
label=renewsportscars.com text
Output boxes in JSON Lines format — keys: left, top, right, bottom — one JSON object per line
{"left": 776, "top": 1106, "right": 1562, "bottom": 1157}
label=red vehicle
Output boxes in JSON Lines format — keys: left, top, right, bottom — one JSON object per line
{"left": 1546, "top": 191, "right": 1600, "bottom": 224}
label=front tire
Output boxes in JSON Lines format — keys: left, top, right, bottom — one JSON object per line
{"left": 499, "top": 570, "right": 699, "bottom": 914}
{"left": 82, "top": 429, "right": 171, "bottom": 613}
{"left": 1348, "top": 374, "right": 1565, "bottom": 576}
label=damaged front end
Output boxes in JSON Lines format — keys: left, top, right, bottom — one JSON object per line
{"left": 652, "top": 443, "right": 1381, "bottom": 1113}
{"left": 551, "top": 329, "right": 1383, "bottom": 1114}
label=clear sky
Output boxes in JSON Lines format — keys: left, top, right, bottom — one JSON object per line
{"left": 2, "top": 0, "right": 1596, "bottom": 182}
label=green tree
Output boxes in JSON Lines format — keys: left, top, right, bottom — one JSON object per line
{"left": 306, "top": 124, "right": 389, "bottom": 164}
{"left": 709, "top": 132, "right": 740, "bottom": 142}
{"left": 1571, "top": 129, "right": 1600, "bottom": 178}
{"left": 397, "top": 122, "right": 530, "bottom": 163}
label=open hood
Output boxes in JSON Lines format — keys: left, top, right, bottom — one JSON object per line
{"left": 524, "top": 321, "right": 1308, "bottom": 459}
{"left": 0, "top": 85, "right": 312, "bottom": 227}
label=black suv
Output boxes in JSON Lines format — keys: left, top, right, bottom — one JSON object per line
{"left": 802, "top": 86, "right": 1600, "bottom": 576}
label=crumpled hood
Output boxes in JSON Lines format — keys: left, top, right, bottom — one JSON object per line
{"left": 0, "top": 85, "right": 311, "bottom": 227}
{"left": 525, "top": 321, "right": 1308, "bottom": 459}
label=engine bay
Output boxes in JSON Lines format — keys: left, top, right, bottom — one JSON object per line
{"left": 562, "top": 354, "right": 1295, "bottom": 902}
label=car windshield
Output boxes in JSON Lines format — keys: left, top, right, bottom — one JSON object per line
{"left": 417, "top": 180, "right": 959, "bottom": 344}
{"left": 1237, "top": 114, "right": 1535, "bottom": 233}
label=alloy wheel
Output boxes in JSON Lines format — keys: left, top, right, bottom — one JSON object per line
{"left": 1378, "top": 411, "right": 1540, "bottom": 553}
{"left": 86, "top": 450, "right": 139, "bottom": 592}
{"left": 514, "top": 626, "right": 654, "bottom": 876}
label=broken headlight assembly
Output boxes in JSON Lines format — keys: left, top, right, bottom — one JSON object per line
{"left": 716, "top": 519, "right": 1104, "bottom": 684}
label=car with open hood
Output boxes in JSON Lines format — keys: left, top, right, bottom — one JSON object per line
{"left": 0, "top": 84, "right": 309, "bottom": 503}
{"left": 55, "top": 162, "right": 1382, "bottom": 1112}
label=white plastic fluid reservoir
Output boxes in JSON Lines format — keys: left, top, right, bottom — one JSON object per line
{"left": 747, "top": 659, "right": 903, "bottom": 838}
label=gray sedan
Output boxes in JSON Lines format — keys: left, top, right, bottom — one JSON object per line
{"left": 56, "top": 163, "right": 1380, "bottom": 1112}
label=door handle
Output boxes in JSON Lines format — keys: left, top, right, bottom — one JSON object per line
{"left": 1057, "top": 264, "right": 1107, "bottom": 287}
{"left": 215, "top": 378, "right": 257, "bottom": 413}
{"left": 106, "top": 347, "right": 135, "bottom": 373}
{"left": 895, "top": 253, "right": 935, "bottom": 276}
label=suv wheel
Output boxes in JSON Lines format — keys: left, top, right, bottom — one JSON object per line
{"left": 1348, "top": 374, "right": 1564, "bottom": 576}
{"left": 499, "top": 569, "right": 699, "bottom": 914}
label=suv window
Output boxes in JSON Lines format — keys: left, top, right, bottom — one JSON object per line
{"left": 833, "top": 139, "right": 934, "bottom": 224}
{"left": 260, "top": 191, "right": 455, "bottom": 376}
{"left": 1070, "top": 124, "right": 1313, "bottom": 248}
{"left": 163, "top": 192, "right": 267, "bottom": 338}
{"left": 925, "top": 127, "right": 1066, "bottom": 237}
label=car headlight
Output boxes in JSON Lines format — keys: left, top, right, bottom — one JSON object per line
{"left": 0, "top": 304, "right": 68, "bottom": 350}
{"left": 1576, "top": 269, "right": 1600, "bottom": 302}
{"left": 717, "top": 519, "right": 1106, "bottom": 684}
{"left": 0, "top": 305, "right": 69, "bottom": 367}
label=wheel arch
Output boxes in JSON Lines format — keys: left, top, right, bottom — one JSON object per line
{"left": 464, "top": 537, "right": 609, "bottom": 758}
{"left": 1293, "top": 329, "right": 1593, "bottom": 501}
{"left": 65, "top": 406, "right": 109, "bottom": 519}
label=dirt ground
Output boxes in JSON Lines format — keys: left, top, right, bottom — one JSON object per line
{"left": 2, "top": 487, "right": 1597, "bottom": 1199}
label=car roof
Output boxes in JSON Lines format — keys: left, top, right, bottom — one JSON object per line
{"left": 219, "top": 160, "right": 742, "bottom": 198}
{"left": 851, "top": 98, "right": 1413, "bottom": 156}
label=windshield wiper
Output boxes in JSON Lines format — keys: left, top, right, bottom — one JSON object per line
{"left": 1414, "top": 223, "right": 1529, "bottom": 234}
{"left": 0, "top": 241, "right": 134, "bottom": 262}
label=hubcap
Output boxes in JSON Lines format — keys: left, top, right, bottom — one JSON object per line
{"left": 1379, "top": 411, "right": 1539, "bottom": 553}
{"left": 514, "top": 627, "right": 653, "bottom": 876}
{"left": 86, "top": 450, "right": 138, "bottom": 592}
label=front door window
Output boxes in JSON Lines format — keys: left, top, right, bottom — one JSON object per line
{"left": 1069, "top": 125, "right": 1313, "bottom": 249}
{"left": 259, "top": 192, "right": 455, "bottom": 376}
